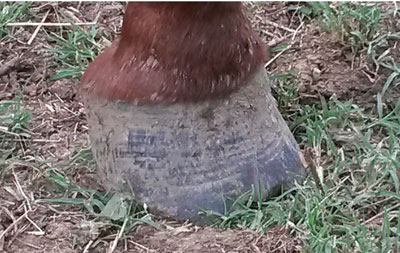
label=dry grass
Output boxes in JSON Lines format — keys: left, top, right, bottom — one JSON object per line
{"left": 1, "top": 2, "right": 399, "bottom": 252}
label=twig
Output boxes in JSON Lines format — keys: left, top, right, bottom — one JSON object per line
{"left": 251, "top": 243, "right": 262, "bottom": 253}
{"left": 264, "top": 44, "right": 292, "bottom": 68}
{"left": 108, "top": 215, "right": 129, "bottom": 253}
{"left": 361, "top": 202, "right": 400, "bottom": 226}
{"left": 6, "top": 22, "right": 96, "bottom": 27}
{"left": 0, "top": 57, "right": 20, "bottom": 77}
{"left": 25, "top": 215, "right": 45, "bottom": 236}
{"left": 15, "top": 238, "right": 42, "bottom": 250}
{"left": 13, "top": 168, "right": 32, "bottom": 210}
{"left": 0, "top": 211, "right": 30, "bottom": 240}
{"left": 267, "top": 20, "right": 304, "bottom": 48}
{"left": 27, "top": 10, "right": 50, "bottom": 45}
{"left": 265, "top": 19, "right": 296, "bottom": 33}
{"left": 304, "top": 147, "right": 322, "bottom": 189}
{"left": 52, "top": 4, "right": 62, "bottom": 26}
{"left": 32, "top": 138, "right": 62, "bottom": 143}
{"left": 62, "top": 9, "right": 83, "bottom": 24}
{"left": 267, "top": 34, "right": 292, "bottom": 47}
{"left": 128, "top": 239, "right": 154, "bottom": 252}
{"left": 83, "top": 240, "right": 94, "bottom": 253}
{"left": 262, "top": 29, "right": 275, "bottom": 38}
{"left": 1, "top": 207, "right": 17, "bottom": 234}
{"left": 291, "top": 21, "right": 304, "bottom": 41}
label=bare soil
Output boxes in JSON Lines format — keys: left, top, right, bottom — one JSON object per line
{"left": 0, "top": 2, "right": 398, "bottom": 252}
{"left": 249, "top": 2, "right": 399, "bottom": 109}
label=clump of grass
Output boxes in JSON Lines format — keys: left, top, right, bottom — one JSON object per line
{"left": 0, "top": 97, "right": 31, "bottom": 139}
{"left": 49, "top": 24, "right": 102, "bottom": 80}
{"left": 0, "top": 96, "right": 31, "bottom": 176}
{"left": 42, "top": 142, "right": 156, "bottom": 234}
{"left": 0, "top": 2, "right": 32, "bottom": 39}
{"left": 295, "top": 2, "right": 384, "bottom": 56}
{"left": 270, "top": 70, "right": 299, "bottom": 111}
{"left": 294, "top": 2, "right": 400, "bottom": 100}
{"left": 207, "top": 86, "right": 400, "bottom": 251}
{"left": 42, "top": 168, "right": 157, "bottom": 233}
{"left": 0, "top": 97, "right": 31, "bottom": 186}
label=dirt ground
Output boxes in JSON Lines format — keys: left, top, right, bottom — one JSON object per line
{"left": 0, "top": 2, "right": 398, "bottom": 252}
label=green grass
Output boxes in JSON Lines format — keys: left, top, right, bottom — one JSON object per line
{"left": 0, "top": 96, "right": 31, "bottom": 139}
{"left": 205, "top": 89, "right": 400, "bottom": 251}
{"left": 37, "top": 144, "right": 158, "bottom": 237}
{"left": 293, "top": 2, "right": 400, "bottom": 105}
{"left": 42, "top": 168, "right": 156, "bottom": 231}
{"left": 203, "top": 4, "right": 400, "bottom": 250}
{"left": 0, "top": 2, "right": 32, "bottom": 39}
{"left": 0, "top": 2, "right": 151, "bottom": 241}
{"left": 269, "top": 70, "right": 300, "bottom": 113}
{"left": 1, "top": 1, "right": 399, "bottom": 251}
{"left": 294, "top": 2, "right": 385, "bottom": 55}
{"left": 0, "top": 96, "right": 31, "bottom": 179}
{"left": 49, "top": 24, "right": 102, "bottom": 80}
{"left": 46, "top": 1, "right": 399, "bottom": 251}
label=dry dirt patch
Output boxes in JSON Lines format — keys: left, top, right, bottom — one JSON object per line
{"left": 247, "top": 2, "right": 399, "bottom": 109}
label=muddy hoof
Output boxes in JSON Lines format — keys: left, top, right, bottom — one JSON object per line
{"left": 82, "top": 68, "right": 304, "bottom": 224}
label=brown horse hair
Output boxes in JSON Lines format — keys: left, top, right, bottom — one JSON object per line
{"left": 80, "top": 2, "right": 266, "bottom": 104}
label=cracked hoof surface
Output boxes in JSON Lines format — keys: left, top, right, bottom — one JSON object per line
{"left": 83, "top": 69, "right": 304, "bottom": 224}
